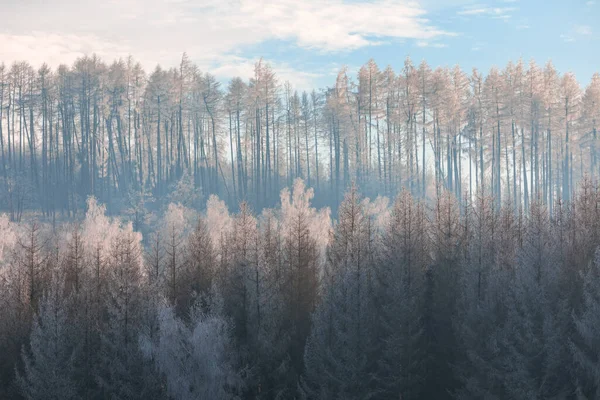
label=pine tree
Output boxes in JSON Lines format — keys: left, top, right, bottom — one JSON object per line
{"left": 454, "top": 197, "right": 513, "bottom": 399}
{"left": 280, "top": 179, "right": 323, "bottom": 393}
{"left": 303, "top": 185, "right": 376, "bottom": 399}
{"left": 17, "top": 275, "right": 80, "bottom": 400}
{"left": 183, "top": 215, "right": 216, "bottom": 316}
{"left": 499, "top": 201, "right": 570, "bottom": 399}
{"left": 95, "top": 227, "right": 162, "bottom": 399}
{"left": 154, "top": 294, "right": 245, "bottom": 400}
{"left": 372, "top": 189, "right": 429, "bottom": 399}
{"left": 253, "top": 208, "right": 291, "bottom": 399}
{"left": 571, "top": 249, "right": 600, "bottom": 398}
{"left": 422, "top": 190, "right": 464, "bottom": 399}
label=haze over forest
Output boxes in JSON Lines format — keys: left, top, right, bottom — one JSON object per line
{"left": 0, "top": 55, "right": 598, "bottom": 220}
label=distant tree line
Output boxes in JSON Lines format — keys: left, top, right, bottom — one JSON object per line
{"left": 2, "top": 179, "right": 600, "bottom": 398}
{"left": 1, "top": 55, "right": 599, "bottom": 219}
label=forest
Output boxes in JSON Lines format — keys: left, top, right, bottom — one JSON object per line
{"left": 0, "top": 55, "right": 598, "bottom": 219}
{"left": 2, "top": 54, "right": 600, "bottom": 399}
{"left": 2, "top": 179, "right": 600, "bottom": 398}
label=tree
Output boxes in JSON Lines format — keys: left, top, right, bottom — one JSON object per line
{"left": 303, "top": 185, "right": 376, "bottom": 399}
{"left": 559, "top": 72, "right": 581, "bottom": 202}
{"left": 183, "top": 215, "right": 216, "bottom": 316}
{"left": 571, "top": 249, "right": 600, "bottom": 398}
{"left": 498, "top": 201, "right": 569, "bottom": 399}
{"left": 17, "top": 275, "right": 80, "bottom": 400}
{"left": 484, "top": 67, "right": 505, "bottom": 206}
{"left": 279, "top": 179, "right": 326, "bottom": 391}
{"left": 373, "top": 189, "right": 429, "bottom": 399}
{"left": 454, "top": 196, "right": 512, "bottom": 399}
{"left": 582, "top": 73, "right": 600, "bottom": 178}
{"left": 422, "top": 190, "right": 464, "bottom": 399}
{"left": 160, "top": 202, "right": 195, "bottom": 314}
{"left": 95, "top": 227, "right": 162, "bottom": 399}
{"left": 153, "top": 295, "right": 245, "bottom": 400}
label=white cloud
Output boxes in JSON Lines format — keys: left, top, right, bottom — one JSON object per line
{"left": 0, "top": 32, "right": 132, "bottom": 68}
{"left": 2, "top": 0, "right": 451, "bottom": 60}
{"left": 575, "top": 25, "right": 593, "bottom": 35}
{"left": 458, "top": 8, "right": 488, "bottom": 15}
{"left": 586, "top": 0, "right": 596, "bottom": 5}
{"left": 471, "top": 40, "right": 486, "bottom": 51}
{"left": 560, "top": 34, "right": 575, "bottom": 43}
{"left": 416, "top": 41, "right": 448, "bottom": 48}
{"left": 0, "top": 0, "right": 452, "bottom": 88}
{"left": 0, "top": 33, "right": 322, "bottom": 91}
{"left": 457, "top": 5, "right": 516, "bottom": 17}
{"left": 560, "top": 25, "right": 593, "bottom": 43}
{"left": 210, "top": 55, "right": 323, "bottom": 92}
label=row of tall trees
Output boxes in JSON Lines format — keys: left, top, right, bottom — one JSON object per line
{"left": 1, "top": 56, "right": 599, "bottom": 218}
{"left": 3, "top": 178, "right": 600, "bottom": 399}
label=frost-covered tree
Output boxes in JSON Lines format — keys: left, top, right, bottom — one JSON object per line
{"left": 153, "top": 295, "right": 245, "bottom": 400}
{"left": 571, "top": 249, "right": 600, "bottom": 399}
{"left": 454, "top": 197, "right": 514, "bottom": 399}
{"left": 582, "top": 73, "right": 600, "bottom": 178}
{"left": 303, "top": 185, "right": 376, "bottom": 399}
{"left": 182, "top": 215, "right": 216, "bottom": 316}
{"left": 498, "top": 200, "right": 570, "bottom": 399}
{"left": 422, "top": 190, "right": 464, "bottom": 398}
{"left": 279, "top": 179, "right": 327, "bottom": 392}
{"left": 220, "top": 202, "right": 258, "bottom": 346}
{"left": 64, "top": 223, "right": 85, "bottom": 295}
{"left": 252, "top": 208, "right": 293, "bottom": 398}
{"left": 17, "top": 275, "right": 79, "bottom": 400}
{"left": 160, "top": 202, "right": 196, "bottom": 314}
{"left": 16, "top": 222, "right": 50, "bottom": 312}
{"left": 0, "top": 215, "right": 28, "bottom": 398}
{"left": 95, "top": 227, "right": 162, "bottom": 399}
{"left": 372, "top": 189, "right": 429, "bottom": 399}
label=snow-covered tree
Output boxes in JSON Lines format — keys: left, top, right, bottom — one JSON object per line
{"left": 303, "top": 185, "right": 376, "bottom": 399}
{"left": 498, "top": 200, "right": 570, "bottom": 399}
{"left": 571, "top": 249, "right": 600, "bottom": 398}
{"left": 454, "top": 196, "right": 512, "bottom": 399}
{"left": 182, "top": 215, "right": 216, "bottom": 315}
{"left": 95, "top": 227, "right": 162, "bottom": 399}
{"left": 422, "top": 190, "right": 464, "bottom": 398}
{"left": 280, "top": 179, "right": 327, "bottom": 391}
{"left": 160, "top": 202, "right": 196, "bottom": 312}
{"left": 369, "top": 190, "right": 430, "bottom": 399}
{"left": 17, "top": 275, "right": 79, "bottom": 400}
{"left": 153, "top": 295, "right": 245, "bottom": 400}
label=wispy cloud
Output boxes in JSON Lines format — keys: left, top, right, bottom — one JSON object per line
{"left": 210, "top": 55, "right": 323, "bottom": 91}
{"left": 0, "top": 32, "right": 323, "bottom": 90}
{"left": 586, "top": 0, "right": 596, "bottom": 5}
{"left": 0, "top": 0, "right": 455, "bottom": 88}
{"left": 416, "top": 41, "right": 448, "bottom": 48}
{"left": 0, "top": 32, "right": 132, "bottom": 68}
{"left": 470, "top": 40, "right": 487, "bottom": 52}
{"left": 2, "top": 0, "right": 452, "bottom": 58}
{"left": 575, "top": 25, "right": 593, "bottom": 35}
{"left": 457, "top": 5, "right": 517, "bottom": 17}
{"left": 560, "top": 24, "right": 593, "bottom": 43}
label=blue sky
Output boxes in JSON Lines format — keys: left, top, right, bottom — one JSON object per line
{"left": 1, "top": 0, "right": 598, "bottom": 90}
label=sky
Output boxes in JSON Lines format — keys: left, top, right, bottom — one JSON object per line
{"left": 1, "top": 0, "right": 598, "bottom": 91}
